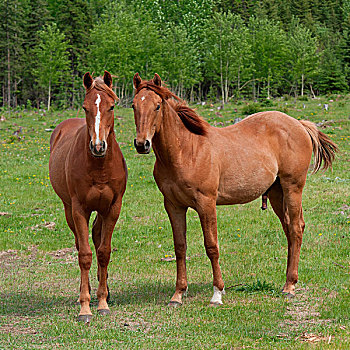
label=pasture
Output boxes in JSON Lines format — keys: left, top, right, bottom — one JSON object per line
{"left": 0, "top": 97, "right": 349, "bottom": 349}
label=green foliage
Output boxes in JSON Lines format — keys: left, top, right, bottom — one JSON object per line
{"left": 241, "top": 103, "right": 261, "bottom": 115}
{"left": 235, "top": 279, "right": 278, "bottom": 295}
{"left": 32, "top": 23, "right": 70, "bottom": 110}
{"left": 0, "top": 0, "right": 350, "bottom": 106}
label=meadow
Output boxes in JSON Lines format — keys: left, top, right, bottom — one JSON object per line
{"left": 0, "top": 96, "right": 349, "bottom": 349}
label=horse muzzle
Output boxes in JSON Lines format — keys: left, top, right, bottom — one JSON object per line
{"left": 89, "top": 140, "right": 107, "bottom": 157}
{"left": 134, "top": 138, "right": 151, "bottom": 154}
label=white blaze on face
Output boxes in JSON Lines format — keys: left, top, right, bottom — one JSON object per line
{"left": 210, "top": 286, "right": 225, "bottom": 305}
{"left": 141, "top": 96, "right": 145, "bottom": 102}
{"left": 95, "top": 94, "right": 101, "bottom": 143}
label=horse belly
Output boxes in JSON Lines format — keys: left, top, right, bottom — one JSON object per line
{"left": 217, "top": 167, "right": 277, "bottom": 205}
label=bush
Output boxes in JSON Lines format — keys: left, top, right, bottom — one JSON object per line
{"left": 260, "top": 99, "right": 274, "bottom": 107}
{"left": 298, "top": 95, "right": 308, "bottom": 101}
{"left": 241, "top": 103, "right": 261, "bottom": 115}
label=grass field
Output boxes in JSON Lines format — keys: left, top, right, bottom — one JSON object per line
{"left": 0, "top": 96, "right": 349, "bottom": 349}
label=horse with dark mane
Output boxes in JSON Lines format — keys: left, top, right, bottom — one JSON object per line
{"left": 49, "top": 71, "right": 127, "bottom": 322}
{"left": 132, "top": 72, "right": 337, "bottom": 306}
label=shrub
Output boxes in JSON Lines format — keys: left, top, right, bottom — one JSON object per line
{"left": 241, "top": 103, "right": 261, "bottom": 115}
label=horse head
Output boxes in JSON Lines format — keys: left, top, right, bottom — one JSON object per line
{"left": 132, "top": 73, "right": 167, "bottom": 154}
{"left": 83, "top": 71, "right": 118, "bottom": 157}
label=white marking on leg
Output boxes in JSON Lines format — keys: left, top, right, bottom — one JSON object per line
{"left": 141, "top": 96, "right": 145, "bottom": 101}
{"left": 95, "top": 94, "right": 101, "bottom": 143}
{"left": 210, "top": 286, "right": 225, "bottom": 304}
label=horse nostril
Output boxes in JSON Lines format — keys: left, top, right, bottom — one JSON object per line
{"left": 101, "top": 141, "right": 106, "bottom": 152}
{"left": 89, "top": 140, "right": 94, "bottom": 151}
{"left": 145, "top": 139, "right": 150, "bottom": 149}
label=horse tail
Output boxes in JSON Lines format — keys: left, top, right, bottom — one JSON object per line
{"left": 299, "top": 120, "right": 338, "bottom": 173}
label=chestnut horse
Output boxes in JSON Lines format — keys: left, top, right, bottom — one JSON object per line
{"left": 49, "top": 71, "right": 127, "bottom": 322}
{"left": 132, "top": 73, "right": 337, "bottom": 306}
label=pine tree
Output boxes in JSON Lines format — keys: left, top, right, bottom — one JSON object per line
{"left": 0, "top": 0, "right": 27, "bottom": 107}
{"left": 49, "top": 0, "right": 93, "bottom": 107}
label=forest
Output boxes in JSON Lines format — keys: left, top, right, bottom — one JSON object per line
{"left": 1, "top": 0, "right": 350, "bottom": 109}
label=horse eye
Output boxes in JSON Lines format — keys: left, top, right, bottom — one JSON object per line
{"left": 132, "top": 104, "right": 135, "bottom": 110}
{"left": 109, "top": 105, "right": 114, "bottom": 111}
{"left": 82, "top": 106, "right": 86, "bottom": 111}
{"left": 156, "top": 104, "right": 160, "bottom": 111}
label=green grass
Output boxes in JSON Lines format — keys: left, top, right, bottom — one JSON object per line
{"left": 0, "top": 97, "right": 349, "bottom": 349}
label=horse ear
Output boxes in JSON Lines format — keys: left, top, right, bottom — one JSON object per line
{"left": 133, "top": 73, "right": 142, "bottom": 89}
{"left": 103, "top": 70, "right": 113, "bottom": 88}
{"left": 153, "top": 73, "right": 162, "bottom": 86}
{"left": 83, "top": 72, "right": 93, "bottom": 90}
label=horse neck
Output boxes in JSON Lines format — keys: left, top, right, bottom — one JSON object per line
{"left": 152, "top": 102, "right": 191, "bottom": 166}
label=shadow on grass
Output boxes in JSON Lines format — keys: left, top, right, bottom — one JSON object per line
{"left": 0, "top": 291, "right": 73, "bottom": 317}
{"left": 0, "top": 278, "right": 282, "bottom": 318}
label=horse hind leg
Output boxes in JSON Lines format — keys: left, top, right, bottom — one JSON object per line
{"left": 270, "top": 178, "right": 305, "bottom": 297}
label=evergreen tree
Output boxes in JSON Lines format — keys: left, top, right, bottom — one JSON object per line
{"left": 0, "top": 0, "right": 27, "bottom": 107}
{"left": 22, "top": 0, "right": 52, "bottom": 105}
{"left": 49, "top": 0, "right": 93, "bottom": 107}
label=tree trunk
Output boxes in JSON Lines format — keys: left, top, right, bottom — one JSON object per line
{"left": 48, "top": 80, "right": 51, "bottom": 111}
{"left": 220, "top": 56, "right": 224, "bottom": 106}
{"left": 190, "top": 85, "right": 194, "bottom": 103}
{"left": 7, "top": 44, "right": 11, "bottom": 108}
{"left": 224, "top": 60, "right": 229, "bottom": 104}
{"left": 301, "top": 73, "right": 304, "bottom": 96}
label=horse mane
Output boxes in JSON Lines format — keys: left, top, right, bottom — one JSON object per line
{"left": 135, "top": 81, "right": 208, "bottom": 136}
{"left": 86, "top": 76, "right": 119, "bottom": 102}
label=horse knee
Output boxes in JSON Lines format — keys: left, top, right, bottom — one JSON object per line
{"left": 78, "top": 251, "right": 92, "bottom": 270}
{"left": 205, "top": 245, "right": 219, "bottom": 260}
{"left": 97, "top": 247, "right": 111, "bottom": 268}
{"left": 174, "top": 242, "right": 187, "bottom": 258}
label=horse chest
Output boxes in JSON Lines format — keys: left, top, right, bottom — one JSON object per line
{"left": 84, "top": 184, "right": 115, "bottom": 211}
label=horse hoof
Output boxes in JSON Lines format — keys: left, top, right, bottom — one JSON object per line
{"left": 282, "top": 291, "right": 295, "bottom": 299}
{"left": 209, "top": 302, "right": 223, "bottom": 307}
{"left": 167, "top": 301, "right": 182, "bottom": 307}
{"left": 98, "top": 309, "right": 111, "bottom": 316}
{"left": 77, "top": 314, "right": 92, "bottom": 323}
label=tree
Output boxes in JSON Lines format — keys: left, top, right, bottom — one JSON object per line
{"left": 248, "top": 16, "right": 287, "bottom": 99}
{"left": 48, "top": 0, "right": 93, "bottom": 107}
{"left": 0, "top": 0, "right": 27, "bottom": 108}
{"left": 287, "top": 18, "right": 318, "bottom": 96}
{"left": 33, "top": 23, "right": 69, "bottom": 110}
{"left": 204, "top": 12, "right": 251, "bottom": 103}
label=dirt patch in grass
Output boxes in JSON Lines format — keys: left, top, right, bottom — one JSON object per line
{"left": 278, "top": 287, "right": 335, "bottom": 343}
{"left": 0, "top": 316, "right": 40, "bottom": 335}
{"left": 46, "top": 247, "right": 77, "bottom": 264}
{"left": 0, "top": 249, "right": 19, "bottom": 262}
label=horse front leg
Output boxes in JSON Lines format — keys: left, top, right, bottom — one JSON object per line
{"left": 164, "top": 198, "right": 188, "bottom": 306}
{"left": 92, "top": 213, "right": 110, "bottom": 303}
{"left": 72, "top": 200, "right": 92, "bottom": 322}
{"left": 96, "top": 198, "right": 122, "bottom": 315}
{"left": 197, "top": 197, "right": 225, "bottom": 305}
